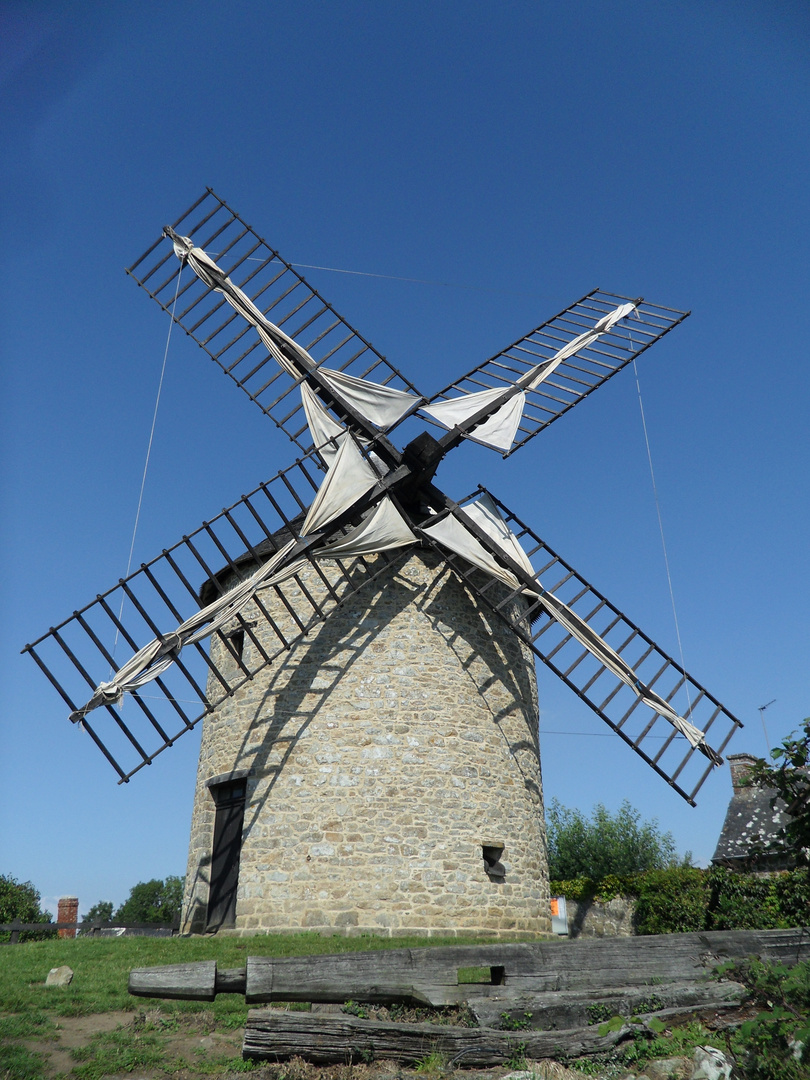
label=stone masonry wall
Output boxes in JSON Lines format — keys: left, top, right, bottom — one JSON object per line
{"left": 183, "top": 550, "right": 550, "bottom": 937}
{"left": 564, "top": 896, "right": 636, "bottom": 938}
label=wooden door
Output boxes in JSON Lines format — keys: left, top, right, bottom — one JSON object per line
{"left": 207, "top": 778, "right": 247, "bottom": 930}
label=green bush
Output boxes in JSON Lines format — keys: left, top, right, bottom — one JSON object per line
{"left": 725, "top": 958, "right": 810, "bottom": 1078}
{"left": 773, "top": 867, "right": 810, "bottom": 927}
{"left": 551, "top": 865, "right": 809, "bottom": 935}
{"left": 81, "top": 901, "right": 113, "bottom": 925}
{"left": 549, "top": 876, "right": 597, "bottom": 903}
{"left": 545, "top": 799, "right": 687, "bottom": 880}
{"left": 114, "top": 877, "right": 184, "bottom": 925}
{"left": 634, "top": 867, "right": 710, "bottom": 934}
{"left": 707, "top": 867, "right": 781, "bottom": 930}
{"left": 707, "top": 866, "right": 810, "bottom": 931}
{"left": 549, "top": 874, "right": 640, "bottom": 903}
{"left": 0, "top": 874, "right": 54, "bottom": 942}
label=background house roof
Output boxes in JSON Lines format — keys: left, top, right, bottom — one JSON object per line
{"left": 712, "top": 753, "right": 790, "bottom": 867}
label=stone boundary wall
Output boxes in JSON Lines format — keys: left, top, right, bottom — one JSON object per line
{"left": 564, "top": 896, "right": 636, "bottom": 938}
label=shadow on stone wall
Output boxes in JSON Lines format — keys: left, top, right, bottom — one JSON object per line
{"left": 233, "top": 552, "right": 543, "bottom": 843}
{"left": 566, "top": 896, "right": 637, "bottom": 938}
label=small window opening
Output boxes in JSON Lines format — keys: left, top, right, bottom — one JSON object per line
{"left": 482, "top": 844, "right": 506, "bottom": 881}
{"left": 212, "top": 777, "right": 247, "bottom": 804}
{"left": 226, "top": 628, "right": 245, "bottom": 660}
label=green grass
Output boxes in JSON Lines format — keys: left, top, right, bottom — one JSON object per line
{"left": 456, "top": 965, "right": 492, "bottom": 984}
{"left": 414, "top": 1049, "right": 448, "bottom": 1074}
{"left": 0, "top": 1040, "right": 50, "bottom": 1080}
{"left": 65, "top": 1024, "right": 257, "bottom": 1079}
{"left": 0, "top": 1010, "right": 58, "bottom": 1041}
{"left": 69, "top": 1027, "right": 167, "bottom": 1079}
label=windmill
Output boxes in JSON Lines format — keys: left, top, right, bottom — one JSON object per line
{"left": 25, "top": 191, "right": 742, "bottom": 937}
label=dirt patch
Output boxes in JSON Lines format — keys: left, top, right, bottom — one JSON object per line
{"left": 23, "top": 1010, "right": 132, "bottom": 1077}
{"left": 19, "top": 1008, "right": 244, "bottom": 1079}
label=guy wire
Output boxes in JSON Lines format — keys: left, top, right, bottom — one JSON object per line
{"left": 110, "top": 269, "right": 183, "bottom": 666}
{"left": 631, "top": 342, "right": 693, "bottom": 717}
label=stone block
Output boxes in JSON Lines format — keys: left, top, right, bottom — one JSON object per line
{"left": 45, "top": 966, "right": 73, "bottom": 987}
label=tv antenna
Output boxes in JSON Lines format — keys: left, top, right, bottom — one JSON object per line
{"left": 758, "top": 699, "right": 776, "bottom": 756}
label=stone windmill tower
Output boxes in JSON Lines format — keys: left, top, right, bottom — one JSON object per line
{"left": 26, "top": 191, "right": 742, "bottom": 938}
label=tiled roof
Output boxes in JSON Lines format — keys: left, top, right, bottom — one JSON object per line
{"left": 711, "top": 783, "right": 790, "bottom": 865}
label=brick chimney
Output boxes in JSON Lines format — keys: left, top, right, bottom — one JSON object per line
{"left": 57, "top": 896, "right": 79, "bottom": 939}
{"left": 728, "top": 753, "right": 761, "bottom": 795}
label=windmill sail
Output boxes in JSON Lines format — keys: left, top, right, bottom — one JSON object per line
{"left": 65, "top": 492, "right": 419, "bottom": 730}
{"left": 420, "top": 500, "right": 711, "bottom": 756}
{"left": 301, "top": 383, "right": 348, "bottom": 465}
{"left": 421, "top": 301, "right": 640, "bottom": 453}
{"left": 422, "top": 386, "right": 527, "bottom": 452}
{"left": 127, "top": 190, "right": 423, "bottom": 455}
{"left": 421, "top": 291, "right": 688, "bottom": 457}
{"left": 168, "top": 229, "right": 421, "bottom": 438}
{"left": 23, "top": 446, "right": 414, "bottom": 784}
{"left": 419, "top": 489, "right": 742, "bottom": 805}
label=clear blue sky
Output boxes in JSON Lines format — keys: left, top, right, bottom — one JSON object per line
{"left": 2, "top": 0, "right": 808, "bottom": 918}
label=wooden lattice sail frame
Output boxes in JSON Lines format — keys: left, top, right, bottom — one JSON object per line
{"left": 25, "top": 189, "right": 743, "bottom": 806}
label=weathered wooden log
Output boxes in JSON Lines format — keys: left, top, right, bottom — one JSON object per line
{"left": 129, "top": 929, "right": 810, "bottom": 1005}
{"left": 128, "top": 961, "right": 247, "bottom": 1000}
{"left": 217, "top": 967, "right": 248, "bottom": 994}
{"left": 468, "top": 979, "right": 747, "bottom": 1031}
{"left": 129, "top": 961, "right": 218, "bottom": 1001}
{"left": 242, "top": 1010, "right": 639, "bottom": 1065}
{"left": 245, "top": 951, "right": 443, "bottom": 1005}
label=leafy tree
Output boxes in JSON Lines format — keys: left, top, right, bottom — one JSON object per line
{"left": 0, "top": 874, "right": 54, "bottom": 941}
{"left": 545, "top": 798, "right": 688, "bottom": 881}
{"left": 82, "top": 900, "right": 114, "bottom": 924}
{"left": 748, "top": 718, "right": 810, "bottom": 866}
{"left": 114, "top": 876, "right": 184, "bottom": 924}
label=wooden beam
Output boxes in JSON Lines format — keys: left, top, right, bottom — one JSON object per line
{"left": 242, "top": 1010, "right": 638, "bottom": 1065}
{"left": 129, "top": 961, "right": 218, "bottom": 1001}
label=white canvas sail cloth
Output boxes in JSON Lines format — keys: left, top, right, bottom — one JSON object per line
{"left": 170, "top": 234, "right": 310, "bottom": 381}
{"left": 524, "top": 301, "right": 638, "bottom": 390}
{"left": 301, "top": 383, "right": 351, "bottom": 466}
{"left": 301, "top": 436, "right": 383, "bottom": 535}
{"left": 422, "top": 499, "right": 710, "bottom": 755}
{"left": 314, "top": 497, "right": 415, "bottom": 557}
{"left": 422, "top": 301, "right": 638, "bottom": 452}
{"left": 170, "top": 234, "right": 420, "bottom": 429}
{"left": 421, "top": 387, "right": 526, "bottom": 452}
{"left": 462, "top": 493, "right": 535, "bottom": 577}
{"left": 422, "top": 512, "right": 524, "bottom": 593}
{"left": 315, "top": 368, "right": 421, "bottom": 430}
